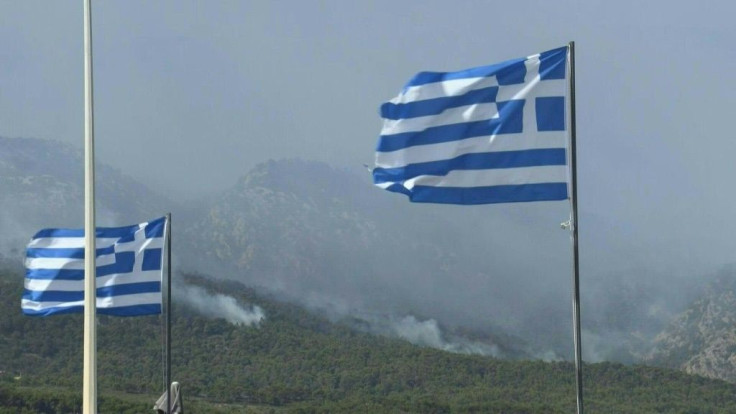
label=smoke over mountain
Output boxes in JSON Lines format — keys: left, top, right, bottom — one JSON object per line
{"left": 177, "top": 157, "right": 708, "bottom": 361}
{"left": 0, "top": 137, "right": 722, "bottom": 364}
{"left": 176, "top": 283, "right": 265, "bottom": 326}
{"left": 348, "top": 313, "right": 504, "bottom": 357}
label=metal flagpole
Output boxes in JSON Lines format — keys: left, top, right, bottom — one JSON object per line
{"left": 82, "top": 0, "right": 97, "bottom": 412}
{"left": 165, "top": 213, "right": 172, "bottom": 414}
{"left": 567, "top": 41, "right": 584, "bottom": 414}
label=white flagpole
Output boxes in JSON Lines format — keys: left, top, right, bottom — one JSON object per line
{"left": 165, "top": 213, "right": 172, "bottom": 414}
{"left": 82, "top": 0, "right": 97, "bottom": 412}
{"left": 567, "top": 41, "right": 584, "bottom": 414}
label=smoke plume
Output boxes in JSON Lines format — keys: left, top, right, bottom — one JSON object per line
{"left": 350, "top": 313, "right": 503, "bottom": 357}
{"left": 176, "top": 284, "right": 265, "bottom": 326}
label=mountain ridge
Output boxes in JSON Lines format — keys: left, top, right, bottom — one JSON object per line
{"left": 4, "top": 136, "right": 736, "bottom": 383}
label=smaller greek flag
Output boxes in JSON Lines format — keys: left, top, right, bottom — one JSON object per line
{"left": 373, "top": 46, "right": 569, "bottom": 205}
{"left": 22, "top": 217, "right": 166, "bottom": 316}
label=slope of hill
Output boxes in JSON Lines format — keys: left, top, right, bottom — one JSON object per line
{"left": 179, "top": 158, "right": 539, "bottom": 358}
{"left": 646, "top": 266, "right": 736, "bottom": 383}
{"left": 3, "top": 266, "right": 736, "bottom": 413}
{"left": 0, "top": 136, "right": 171, "bottom": 260}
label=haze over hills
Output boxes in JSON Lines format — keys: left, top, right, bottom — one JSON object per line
{"left": 2, "top": 136, "right": 736, "bottom": 379}
{"left": 0, "top": 136, "right": 536, "bottom": 358}
{"left": 646, "top": 265, "right": 736, "bottom": 382}
{"left": 179, "top": 158, "right": 533, "bottom": 358}
{"left": 0, "top": 137, "right": 170, "bottom": 257}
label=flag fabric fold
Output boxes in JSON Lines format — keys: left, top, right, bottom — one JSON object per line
{"left": 373, "top": 46, "right": 569, "bottom": 205}
{"left": 22, "top": 217, "right": 166, "bottom": 316}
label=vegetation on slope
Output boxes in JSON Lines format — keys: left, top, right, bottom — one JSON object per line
{"left": 2, "top": 267, "right": 736, "bottom": 413}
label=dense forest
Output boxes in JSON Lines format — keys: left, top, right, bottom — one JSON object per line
{"left": 2, "top": 265, "right": 736, "bottom": 413}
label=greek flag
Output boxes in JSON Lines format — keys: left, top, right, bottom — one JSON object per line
{"left": 22, "top": 217, "right": 167, "bottom": 317}
{"left": 373, "top": 46, "right": 569, "bottom": 205}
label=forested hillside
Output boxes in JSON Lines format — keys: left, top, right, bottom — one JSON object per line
{"left": 3, "top": 266, "right": 736, "bottom": 413}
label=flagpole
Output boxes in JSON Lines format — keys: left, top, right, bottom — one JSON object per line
{"left": 82, "top": 0, "right": 97, "bottom": 413}
{"left": 567, "top": 40, "right": 584, "bottom": 414}
{"left": 165, "top": 213, "right": 172, "bottom": 414}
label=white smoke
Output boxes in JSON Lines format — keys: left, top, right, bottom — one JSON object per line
{"left": 176, "top": 284, "right": 265, "bottom": 326}
{"left": 533, "top": 350, "right": 564, "bottom": 362}
{"left": 353, "top": 314, "right": 502, "bottom": 357}
{"left": 391, "top": 316, "right": 445, "bottom": 348}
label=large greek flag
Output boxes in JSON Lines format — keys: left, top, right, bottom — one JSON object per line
{"left": 373, "top": 46, "right": 569, "bottom": 205}
{"left": 22, "top": 217, "right": 166, "bottom": 316}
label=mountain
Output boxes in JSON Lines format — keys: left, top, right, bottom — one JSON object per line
{"left": 181, "top": 160, "right": 456, "bottom": 313}
{"left": 3, "top": 136, "right": 733, "bottom": 373}
{"left": 0, "top": 137, "right": 531, "bottom": 357}
{"left": 7, "top": 137, "right": 736, "bottom": 410}
{"left": 0, "top": 138, "right": 530, "bottom": 357}
{"left": 0, "top": 136, "right": 171, "bottom": 259}
{"left": 178, "top": 157, "right": 688, "bottom": 363}
{"left": 181, "top": 158, "right": 405, "bottom": 294}
{"left": 646, "top": 266, "right": 736, "bottom": 382}
{"left": 180, "top": 158, "right": 537, "bottom": 358}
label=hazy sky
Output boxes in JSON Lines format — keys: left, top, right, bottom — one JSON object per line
{"left": 3, "top": 1, "right": 736, "bottom": 284}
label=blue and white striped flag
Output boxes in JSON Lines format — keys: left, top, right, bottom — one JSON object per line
{"left": 22, "top": 217, "right": 167, "bottom": 317}
{"left": 373, "top": 46, "right": 569, "bottom": 205}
